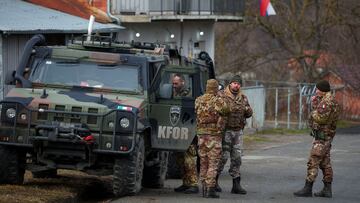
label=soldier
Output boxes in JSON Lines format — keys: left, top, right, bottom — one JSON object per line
{"left": 172, "top": 73, "right": 191, "bottom": 97}
{"left": 195, "top": 79, "right": 228, "bottom": 198}
{"left": 216, "top": 75, "right": 252, "bottom": 194}
{"left": 172, "top": 73, "right": 199, "bottom": 194}
{"left": 173, "top": 139, "right": 199, "bottom": 194}
{"left": 294, "top": 80, "right": 341, "bottom": 198}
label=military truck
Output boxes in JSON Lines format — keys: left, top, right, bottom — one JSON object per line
{"left": 0, "top": 34, "right": 214, "bottom": 197}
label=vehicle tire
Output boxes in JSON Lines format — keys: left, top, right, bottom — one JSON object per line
{"left": 32, "top": 169, "right": 57, "bottom": 179}
{"left": 112, "top": 134, "right": 145, "bottom": 197}
{"left": 166, "top": 151, "right": 183, "bottom": 179}
{"left": 142, "top": 150, "right": 169, "bottom": 188}
{"left": 0, "top": 145, "right": 26, "bottom": 184}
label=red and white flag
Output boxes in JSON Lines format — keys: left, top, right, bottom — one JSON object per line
{"left": 260, "top": 0, "right": 276, "bottom": 16}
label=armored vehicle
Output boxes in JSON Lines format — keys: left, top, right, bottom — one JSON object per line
{"left": 0, "top": 34, "right": 214, "bottom": 197}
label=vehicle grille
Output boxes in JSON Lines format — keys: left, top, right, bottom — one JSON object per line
{"left": 87, "top": 108, "right": 98, "bottom": 124}
{"left": 70, "top": 106, "right": 81, "bottom": 123}
{"left": 37, "top": 103, "right": 98, "bottom": 125}
{"left": 37, "top": 104, "right": 48, "bottom": 120}
{"left": 54, "top": 105, "right": 65, "bottom": 122}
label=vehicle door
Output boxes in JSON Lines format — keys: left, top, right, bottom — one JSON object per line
{"left": 149, "top": 68, "right": 201, "bottom": 151}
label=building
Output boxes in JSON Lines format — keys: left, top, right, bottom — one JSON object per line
{"left": 322, "top": 67, "right": 360, "bottom": 120}
{"left": 0, "top": 0, "right": 123, "bottom": 98}
{"left": 25, "top": 0, "right": 245, "bottom": 60}
{"left": 288, "top": 51, "right": 360, "bottom": 120}
{"left": 111, "top": 0, "right": 244, "bottom": 59}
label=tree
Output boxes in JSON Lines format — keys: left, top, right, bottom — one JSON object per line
{"left": 215, "top": 0, "right": 360, "bottom": 83}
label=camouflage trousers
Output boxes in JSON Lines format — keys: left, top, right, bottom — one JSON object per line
{"left": 218, "top": 130, "right": 243, "bottom": 178}
{"left": 175, "top": 143, "right": 198, "bottom": 186}
{"left": 306, "top": 140, "right": 333, "bottom": 183}
{"left": 197, "top": 134, "right": 222, "bottom": 188}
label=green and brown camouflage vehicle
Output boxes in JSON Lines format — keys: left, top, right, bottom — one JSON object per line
{"left": 0, "top": 34, "right": 214, "bottom": 197}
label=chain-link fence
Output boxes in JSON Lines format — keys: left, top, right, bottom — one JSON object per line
{"left": 241, "top": 79, "right": 358, "bottom": 130}
{"left": 241, "top": 81, "right": 319, "bottom": 130}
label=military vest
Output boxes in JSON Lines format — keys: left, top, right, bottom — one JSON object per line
{"left": 223, "top": 87, "right": 252, "bottom": 130}
{"left": 195, "top": 93, "right": 227, "bottom": 135}
{"left": 310, "top": 92, "right": 341, "bottom": 140}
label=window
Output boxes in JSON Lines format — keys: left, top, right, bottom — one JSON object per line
{"left": 29, "top": 58, "right": 142, "bottom": 93}
{"left": 157, "top": 72, "right": 194, "bottom": 99}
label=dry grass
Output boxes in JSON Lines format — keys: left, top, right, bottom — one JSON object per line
{"left": 0, "top": 170, "right": 114, "bottom": 203}
{"left": 243, "top": 131, "right": 309, "bottom": 151}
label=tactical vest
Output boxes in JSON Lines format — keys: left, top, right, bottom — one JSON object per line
{"left": 310, "top": 92, "right": 341, "bottom": 140}
{"left": 223, "top": 89, "right": 250, "bottom": 130}
{"left": 195, "top": 93, "right": 224, "bottom": 134}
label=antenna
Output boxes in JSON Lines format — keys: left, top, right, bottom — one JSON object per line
{"left": 87, "top": 15, "right": 95, "bottom": 42}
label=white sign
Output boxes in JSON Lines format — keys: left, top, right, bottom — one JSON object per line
{"left": 157, "top": 125, "right": 189, "bottom": 140}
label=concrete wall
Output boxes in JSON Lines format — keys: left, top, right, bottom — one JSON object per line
{"left": 117, "top": 21, "right": 215, "bottom": 59}
{"left": 0, "top": 35, "right": 2, "bottom": 99}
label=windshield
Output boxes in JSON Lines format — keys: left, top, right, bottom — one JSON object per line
{"left": 28, "top": 58, "right": 142, "bottom": 93}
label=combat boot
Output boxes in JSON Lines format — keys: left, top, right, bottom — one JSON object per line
{"left": 231, "top": 177, "right": 247, "bottom": 194}
{"left": 174, "top": 185, "right": 189, "bottom": 192}
{"left": 215, "top": 174, "right": 222, "bottom": 192}
{"left": 314, "top": 182, "right": 332, "bottom": 198}
{"left": 205, "top": 187, "right": 220, "bottom": 198}
{"left": 183, "top": 186, "right": 199, "bottom": 194}
{"left": 294, "top": 180, "right": 313, "bottom": 197}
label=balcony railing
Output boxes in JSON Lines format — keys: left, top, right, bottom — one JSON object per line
{"left": 111, "top": 0, "right": 244, "bottom": 16}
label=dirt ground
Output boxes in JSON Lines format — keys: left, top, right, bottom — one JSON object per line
{"left": 0, "top": 170, "right": 114, "bottom": 203}
{"left": 0, "top": 133, "right": 309, "bottom": 203}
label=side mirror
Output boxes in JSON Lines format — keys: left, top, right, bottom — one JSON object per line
{"left": 5, "top": 70, "right": 16, "bottom": 85}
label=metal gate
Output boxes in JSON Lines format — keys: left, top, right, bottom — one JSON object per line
{"left": 242, "top": 86, "right": 266, "bottom": 129}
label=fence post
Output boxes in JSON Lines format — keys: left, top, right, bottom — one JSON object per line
{"left": 298, "top": 85, "right": 302, "bottom": 129}
{"left": 174, "top": 0, "right": 176, "bottom": 15}
{"left": 275, "top": 88, "right": 278, "bottom": 128}
{"left": 198, "top": 0, "right": 201, "bottom": 15}
{"left": 287, "top": 88, "right": 291, "bottom": 129}
{"left": 161, "top": 0, "right": 163, "bottom": 15}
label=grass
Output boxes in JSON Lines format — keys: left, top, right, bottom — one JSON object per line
{"left": 0, "top": 170, "right": 113, "bottom": 203}
{"left": 251, "top": 119, "right": 360, "bottom": 136}
{"left": 252, "top": 128, "right": 309, "bottom": 136}
{"left": 336, "top": 120, "right": 360, "bottom": 129}
{"left": 243, "top": 135, "right": 271, "bottom": 143}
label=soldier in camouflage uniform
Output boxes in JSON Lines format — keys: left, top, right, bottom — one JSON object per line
{"left": 294, "top": 80, "right": 340, "bottom": 198}
{"left": 173, "top": 73, "right": 199, "bottom": 193}
{"left": 174, "top": 140, "right": 199, "bottom": 193}
{"left": 216, "top": 75, "right": 252, "bottom": 194}
{"left": 172, "top": 73, "right": 191, "bottom": 97}
{"left": 195, "top": 79, "right": 228, "bottom": 198}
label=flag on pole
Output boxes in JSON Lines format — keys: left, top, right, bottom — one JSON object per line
{"left": 260, "top": 0, "right": 276, "bottom": 16}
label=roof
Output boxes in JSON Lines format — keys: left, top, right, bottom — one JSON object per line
{"left": 334, "top": 65, "right": 360, "bottom": 92}
{"left": 0, "top": 0, "right": 124, "bottom": 34}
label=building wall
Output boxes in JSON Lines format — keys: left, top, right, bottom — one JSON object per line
{"left": 117, "top": 21, "right": 215, "bottom": 59}
{"left": 0, "top": 35, "right": 2, "bottom": 99}
{"left": 1, "top": 35, "right": 33, "bottom": 98}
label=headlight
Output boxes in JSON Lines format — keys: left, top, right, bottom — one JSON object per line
{"left": 6, "top": 108, "right": 16, "bottom": 119}
{"left": 20, "top": 113, "right": 27, "bottom": 120}
{"left": 120, "top": 117, "right": 130, "bottom": 128}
